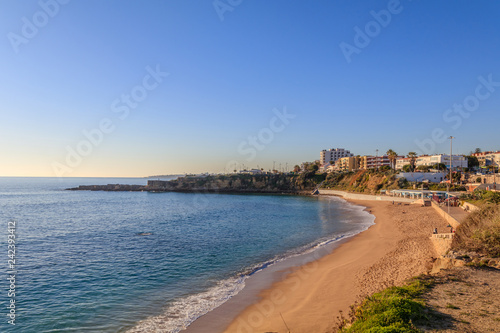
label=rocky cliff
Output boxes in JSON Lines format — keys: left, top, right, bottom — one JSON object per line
{"left": 67, "top": 173, "right": 325, "bottom": 194}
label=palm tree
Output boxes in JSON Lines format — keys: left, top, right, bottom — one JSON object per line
{"left": 407, "top": 152, "right": 417, "bottom": 172}
{"left": 386, "top": 149, "right": 398, "bottom": 169}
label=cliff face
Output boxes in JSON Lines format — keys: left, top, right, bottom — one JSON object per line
{"left": 321, "top": 169, "right": 402, "bottom": 194}
{"left": 147, "top": 174, "right": 321, "bottom": 193}
{"left": 67, "top": 173, "right": 325, "bottom": 193}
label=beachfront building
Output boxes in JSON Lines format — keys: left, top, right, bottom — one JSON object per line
{"left": 472, "top": 151, "right": 500, "bottom": 167}
{"left": 320, "top": 148, "right": 353, "bottom": 169}
{"left": 335, "top": 156, "right": 362, "bottom": 172}
{"left": 396, "top": 157, "right": 411, "bottom": 170}
{"left": 367, "top": 155, "right": 390, "bottom": 169}
{"left": 415, "top": 154, "right": 467, "bottom": 169}
{"left": 360, "top": 155, "right": 403, "bottom": 169}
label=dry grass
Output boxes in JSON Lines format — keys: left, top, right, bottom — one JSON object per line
{"left": 419, "top": 266, "right": 500, "bottom": 333}
{"left": 452, "top": 205, "right": 500, "bottom": 258}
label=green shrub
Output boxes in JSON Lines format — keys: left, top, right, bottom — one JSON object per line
{"left": 340, "top": 280, "right": 430, "bottom": 332}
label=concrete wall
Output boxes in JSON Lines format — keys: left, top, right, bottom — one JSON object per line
{"left": 318, "top": 189, "right": 415, "bottom": 202}
{"left": 462, "top": 201, "right": 480, "bottom": 212}
{"left": 431, "top": 202, "right": 460, "bottom": 229}
{"left": 430, "top": 233, "right": 454, "bottom": 256}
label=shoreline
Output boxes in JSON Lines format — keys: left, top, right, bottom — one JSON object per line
{"left": 182, "top": 196, "right": 373, "bottom": 333}
{"left": 214, "top": 197, "right": 450, "bottom": 333}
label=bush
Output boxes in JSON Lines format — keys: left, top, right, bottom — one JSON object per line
{"left": 398, "top": 177, "right": 409, "bottom": 188}
{"left": 340, "top": 280, "right": 430, "bottom": 332}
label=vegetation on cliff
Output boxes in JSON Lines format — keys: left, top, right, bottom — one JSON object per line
{"left": 451, "top": 204, "right": 500, "bottom": 258}
{"left": 460, "top": 190, "right": 500, "bottom": 206}
{"left": 320, "top": 168, "right": 467, "bottom": 194}
{"left": 321, "top": 168, "right": 403, "bottom": 194}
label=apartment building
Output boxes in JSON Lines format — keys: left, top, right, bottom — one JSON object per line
{"left": 415, "top": 154, "right": 467, "bottom": 169}
{"left": 320, "top": 148, "right": 353, "bottom": 168}
{"left": 360, "top": 155, "right": 403, "bottom": 169}
{"left": 395, "top": 157, "right": 411, "bottom": 170}
{"left": 472, "top": 151, "right": 500, "bottom": 167}
{"left": 336, "top": 156, "right": 362, "bottom": 172}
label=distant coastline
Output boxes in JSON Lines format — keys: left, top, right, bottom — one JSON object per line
{"left": 145, "top": 174, "right": 184, "bottom": 179}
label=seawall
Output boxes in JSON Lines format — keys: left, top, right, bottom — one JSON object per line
{"left": 431, "top": 202, "right": 461, "bottom": 229}
{"left": 317, "top": 189, "right": 415, "bottom": 203}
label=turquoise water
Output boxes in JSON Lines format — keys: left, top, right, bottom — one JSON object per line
{"left": 0, "top": 177, "right": 373, "bottom": 332}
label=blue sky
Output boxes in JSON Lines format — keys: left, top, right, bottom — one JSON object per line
{"left": 1, "top": 0, "right": 499, "bottom": 177}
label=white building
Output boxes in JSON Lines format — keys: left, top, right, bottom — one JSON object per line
{"left": 396, "top": 154, "right": 467, "bottom": 170}
{"left": 320, "top": 148, "right": 353, "bottom": 168}
{"left": 415, "top": 154, "right": 467, "bottom": 169}
{"left": 396, "top": 172, "right": 446, "bottom": 183}
{"left": 472, "top": 151, "right": 500, "bottom": 167}
{"left": 395, "top": 157, "right": 411, "bottom": 170}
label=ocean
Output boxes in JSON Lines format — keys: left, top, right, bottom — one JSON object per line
{"left": 0, "top": 177, "right": 374, "bottom": 333}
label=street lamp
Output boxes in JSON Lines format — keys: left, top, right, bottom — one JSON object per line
{"left": 448, "top": 136, "right": 455, "bottom": 215}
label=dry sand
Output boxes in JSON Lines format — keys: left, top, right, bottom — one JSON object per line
{"left": 419, "top": 266, "right": 500, "bottom": 333}
{"left": 221, "top": 198, "right": 451, "bottom": 333}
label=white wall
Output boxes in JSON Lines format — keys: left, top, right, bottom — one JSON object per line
{"left": 397, "top": 172, "right": 446, "bottom": 183}
{"left": 318, "top": 189, "right": 415, "bottom": 202}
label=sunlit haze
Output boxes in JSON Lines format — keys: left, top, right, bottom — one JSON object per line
{"left": 1, "top": 1, "right": 500, "bottom": 177}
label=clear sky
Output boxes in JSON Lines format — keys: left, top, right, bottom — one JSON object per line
{"left": 1, "top": 0, "right": 499, "bottom": 177}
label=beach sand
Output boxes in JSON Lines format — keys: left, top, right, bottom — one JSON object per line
{"left": 220, "top": 199, "right": 450, "bottom": 333}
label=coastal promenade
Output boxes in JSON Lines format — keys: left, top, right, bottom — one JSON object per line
{"left": 318, "top": 189, "right": 415, "bottom": 203}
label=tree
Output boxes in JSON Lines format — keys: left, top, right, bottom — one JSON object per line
{"left": 435, "top": 163, "right": 447, "bottom": 171}
{"left": 474, "top": 148, "right": 482, "bottom": 154}
{"left": 467, "top": 155, "right": 479, "bottom": 169}
{"left": 293, "top": 165, "right": 301, "bottom": 173}
{"left": 386, "top": 149, "right": 398, "bottom": 169}
{"left": 407, "top": 152, "right": 417, "bottom": 172}
{"left": 402, "top": 164, "right": 412, "bottom": 172}
{"left": 417, "top": 165, "right": 431, "bottom": 172}
{"left": 309, "top": 164, "right": 319, "bottom": 172}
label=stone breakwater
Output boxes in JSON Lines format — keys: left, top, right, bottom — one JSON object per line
{"left": 67, "top": 184, "right": 147, "bottom": 191}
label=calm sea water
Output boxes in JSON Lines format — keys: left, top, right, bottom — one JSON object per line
{"left": 0, "top": 177, "right": 373, "bottom": 333}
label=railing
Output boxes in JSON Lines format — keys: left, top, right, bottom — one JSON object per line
{"left": 431, "top": 233, "right": 454, "bottom": 239}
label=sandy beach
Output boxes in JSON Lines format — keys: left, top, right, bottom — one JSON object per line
{"left": 220, "top": 198, "right": 451, "bottom": 333}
